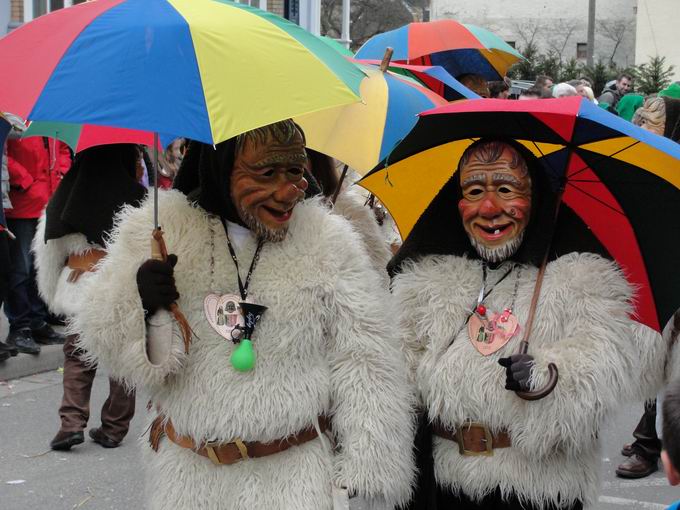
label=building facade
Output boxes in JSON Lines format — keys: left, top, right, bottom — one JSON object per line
{"left": 635, "top": 0, "right": 679, "bottom": 81}
{"left": 430, "top": 0, "right": 638, "bottom": 69}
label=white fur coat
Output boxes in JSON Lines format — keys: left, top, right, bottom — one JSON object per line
{"left": 32, "top": 212, "right": 104, "bottom": 317}
{"left": 392, "top": 253, "right": 664, "bottom": 509}
{"left": 72, "top": 191, "right": 414, "bottom": 510}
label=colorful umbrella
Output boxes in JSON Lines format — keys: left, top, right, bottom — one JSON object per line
{"left": 22, "top": 120, "right": 163, "bottom": 152}
{"left": 0, "top": 0, "right": 364, "bottom": 146}
{"left": 353, "top": 59, "right": 480, "bottom": 100}
{"left": 319, "top": 35, "right": 354, "bottom": 57}
{"left": 355, "top": 20, "right": 524, "bottom": 81}
{"left": 295, "top": 59, "right": 448, "bottom": 175}
{"left": 360, "top": 96, "right": 680, "bottom": 333}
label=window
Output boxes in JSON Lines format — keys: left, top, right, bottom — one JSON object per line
{"left": 506, "top": 41, "right": 516, "bottom": 49}
{"left": 577, "top": 43, "right": 588, "bottom": 60}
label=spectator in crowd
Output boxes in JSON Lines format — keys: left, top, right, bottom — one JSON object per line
{"left": 488, "top": 78, "right": 510, "bottom": 99}
{"left": 582, "top": 85, "right": 597, "bottom": 104}
{"left": 616, "top": 94, "right": 644, "bottom": 122}
{"left": 518, "top": 86, "right": 543, "bottom": 100}
{"left": 552, "top": 82, "right": 578, "bottom": 98}
{"left": 533, "top": 74, "right": 554, "bottom": 97}
{"left": 661, "top": 379, "right": 680, "bottom": 509}
{"left": 457, "top": 73, "right": 490, "bottom": 98}
{"left": 568, "top": 79, "right": 587, "bottom": 96}
{"left": 598, "top": 73, "right": 633, "bottom": 110}
{"left": 0, "top": 115, "right": 13, "bottom": 362}
{"left": 35, "top": 144, "right": 145, "bottom": 451}
{"left": 4, "top": 135, "right": 71, "bottom": 355}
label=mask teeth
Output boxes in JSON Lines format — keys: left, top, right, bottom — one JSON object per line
{"left": 494, "top": 229, "right": 500, "bottom": 235}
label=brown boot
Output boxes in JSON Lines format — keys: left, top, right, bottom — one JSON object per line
{"left": 616, "top": 454, "right": 658, "bottom": 478}
{"left": 621, "top": 443, "right": 634, "bottom": 457}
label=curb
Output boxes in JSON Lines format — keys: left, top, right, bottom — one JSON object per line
{"left": 0, "top": 344, "right": 64, "bottom": 381}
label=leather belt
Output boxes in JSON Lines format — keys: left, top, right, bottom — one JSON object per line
{"left": 149, "top": 415, "right": 330, "bottom": 466}
{"left": 432, "top": 421, "right": 511, "bottom": 456}
{"left": 66, "top": 249, "right": 107, "bottom": 282}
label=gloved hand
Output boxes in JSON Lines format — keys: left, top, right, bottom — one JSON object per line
{"left": 136, "top": 254, "right": 179, "bottom": 316}
{"left": 498, "top": 353, "right": 534, "bottom": 392}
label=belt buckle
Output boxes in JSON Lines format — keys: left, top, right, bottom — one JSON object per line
{"left": 456, "top": 422, "right": 494, "bottom": 457}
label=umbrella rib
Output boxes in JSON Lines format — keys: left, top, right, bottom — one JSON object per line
{"left": 566, "top": 181, "right": 626, "bottom": 216}
{"left": 568, "top": 140, "right": 641, "bottom": 179}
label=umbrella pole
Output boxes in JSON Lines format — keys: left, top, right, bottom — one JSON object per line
{"left": 514, "top": 189, "right": 564, "bottom": 401}
{"left": 153, "top": 132, "right": 159, "bottom": 231}
{"left": 330, "top": 164, "right": 349, "bottom": 204}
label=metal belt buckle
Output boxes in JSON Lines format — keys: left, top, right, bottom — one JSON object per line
{"left": 456, "top": 422, "right": 494, "bottom": 457}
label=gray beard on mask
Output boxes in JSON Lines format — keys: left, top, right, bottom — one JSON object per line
{"left": 237, "top": 206, "right": 288, "bottom": 243}
{"left": 468, "top": 230, "right": 525, "bottom": 263}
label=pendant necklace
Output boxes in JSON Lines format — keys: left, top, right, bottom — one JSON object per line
{"left": 203, "top": 217, "right": 267, "bottom": 372}
{"left": 467, "top": 262, "right": 522, "bottom": 356}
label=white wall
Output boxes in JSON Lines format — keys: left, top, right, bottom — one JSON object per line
{"left": 431, "top": 0, "right": 638, "bottom": 68}
{"left": 0, "top": 0, "right": 10, "bottom": 36}
{"left": 636, "top": 0, "right": 679, "bottom": 81}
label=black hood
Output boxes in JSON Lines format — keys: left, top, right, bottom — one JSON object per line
{"left": 44, "top": 143, "right": 146, "bottom": 245}
{"left": 388, "top": 138, "right": 608, "bottom": 276}
{"left": 173, "top": 138, "right": 322, "bottom": 225}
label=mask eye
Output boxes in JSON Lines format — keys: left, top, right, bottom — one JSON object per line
{"left": 262, "top": 169, "right": 275, "bottom": 177}
{"left": 465, "top": 187, "right": 484, "bottom": 197}
{"left": 498, "top": 185, "right": 513, "bottom": 195}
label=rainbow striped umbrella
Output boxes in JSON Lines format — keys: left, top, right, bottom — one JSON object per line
{"left": 295, "top": 63, "right": 447, "bottom": 174}
{"left": 0, "top": 0, "right": 364, "bottom": 146}
{"left": 355, "top": 20, "right": 523, "bottom": 81}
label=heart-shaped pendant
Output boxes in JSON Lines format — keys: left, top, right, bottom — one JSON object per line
{"left": 467, "top": 310, "right": 520, "bottom": 356}
{"left": 204, "top": 293, "right": 245, "bottom": 341}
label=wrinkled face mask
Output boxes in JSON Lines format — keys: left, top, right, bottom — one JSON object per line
{"left": 458, "top": 145, "right": 532, "bottom": 263}
{"left": 230, "top": 131, "right": 308, "bottom": 242}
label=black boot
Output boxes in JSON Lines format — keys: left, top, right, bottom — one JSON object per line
{"left": 31, "top": 322, "right": 65, "bottom": 345}
{"left": 6, "top": 329, "right": 40, "bottom": 355}
{"left": 50, "top": 430, "right": 84, "bottom": 451}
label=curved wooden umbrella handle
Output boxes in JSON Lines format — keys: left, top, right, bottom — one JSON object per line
{"left": 150, "top": 228, "right": 192, "bottom": 354}
{"left": 514, "top": 340, "right": 558, "bottom": 401}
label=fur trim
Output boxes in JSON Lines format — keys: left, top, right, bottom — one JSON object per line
{"left": 32, "top": 212, "right": 103, "bottom": 316}
{"left": 393, "top": 252, "right": 660, "bottom": 507}
{"left": 333, "top": 186, "right": 391, "bottom": 286}
{"left": 72, "top": 190, "right": 414, "bottom": 508}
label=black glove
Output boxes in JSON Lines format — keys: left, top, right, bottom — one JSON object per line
{"left": 136, "top": 254, "right": 179, "bottom": 316}
{"left": 498, "top": 354, "right": 534, "bottom": 392}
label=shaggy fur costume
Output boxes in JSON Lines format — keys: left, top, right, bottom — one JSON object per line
{"left": 392, "top": 253, "right": 663, "bottom": 509}
{"left": 333, "top": 186, "right": 391, "bottom": 285}
{"left": 73, "top": 190, "right": 414, "bottom": 510}
{"left": 32, "top": 214, "right": 103, "bottom": 317}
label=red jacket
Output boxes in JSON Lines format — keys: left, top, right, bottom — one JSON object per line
{"left": 5, "top": 137, "right": 72, "bottom": 219}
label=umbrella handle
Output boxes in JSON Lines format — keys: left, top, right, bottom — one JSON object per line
{"left": 150, "top": 228, "right": 192, "bottom": 354}
{"left": 514, "top": 340, "right": 559, "bottom": 401}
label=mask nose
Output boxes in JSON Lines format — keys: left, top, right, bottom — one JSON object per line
{"left": 479, "top": 194, "right": 502, "bottom": 218}
{"left": 275, "top": 178, "right": 307, "bottom": 203}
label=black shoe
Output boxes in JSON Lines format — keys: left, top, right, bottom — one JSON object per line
{"left": 0, "top": 350, "right": 9, "bottom": 362}
{"left": 89, "top": 427, "right": 121, "bottom": 448}
{"left": 31, "top": 323, "right": 65, "bottom": 345}
{"left": 0, "top": 341, "right": 18, "bottom": 357}
{"left": 6, "top": 329, "right": 41, "bottom": 355}
{"left": 621, "top": 443, "right": 634, "bottom": 457}
{"left": 50, "top": 430, "right": 84, "bottom": 451}
{"left": 46, "top": 313, "right": 67, "bottom": 327}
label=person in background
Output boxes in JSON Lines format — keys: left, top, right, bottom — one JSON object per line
{"left": 34, "top": 144, "right": 145, "bottom": 451}
{"left": 582, "top": 85, "right": 597, "bottom": 104}
{"left": 458, "top": 73, "right": 490, "bottom": 98}
{"left": 598, "top": 73, "right": 633, "bottom": 111}
{"left": 533, "top": 75, "right": 554, "bottom": 97}
{"left": 0, "top": 115, "right": 14, "bottom": 361}
{"left": 552, "top": 82, "right": 578, "bottom": 98}
{"left": 518, "top": 86, "right": 544, "bottom": 100}
{"left": 488, "top": 78, "right": 510, "bottom": 99}
{"left": 661, "top": 379, "right": 680, "bottom": 509}
{"left": 4, "top": 135, "right": 71, "bottom": 355}
{"left": 616, "top": 94, "right": 645, "bottom": 122}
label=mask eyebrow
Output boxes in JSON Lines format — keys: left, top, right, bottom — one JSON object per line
{"left": 461, "top": 173, "right": 486, "bottom": 187}
{"left": 248, "top": 152, "right": 308, "bottom": 170}
{"left": 492, "top": 173, "right": 522, "bottom": 186}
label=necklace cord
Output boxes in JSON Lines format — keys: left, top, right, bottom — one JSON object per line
{"left": 219, "top": 218, "right": 265, "bottom": 301}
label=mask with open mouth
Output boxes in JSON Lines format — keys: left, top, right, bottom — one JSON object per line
{"left": 458, "top": 141, "right": 532, "bottom": 263}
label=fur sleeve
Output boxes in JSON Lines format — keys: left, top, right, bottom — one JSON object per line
{"left": 333, "top": 186, "right": 391, "bottom": 285}
{"left": 512, "top": 253, "right": 656, "bottom": 458}
{"left": 32, "top": 212, "right": 64, "bottom": 310}
{"left": 322, "top": 214, "right": 415, "bottom": 507}
{"left": 70, "top": 192, "right": 186, "bottom": 390}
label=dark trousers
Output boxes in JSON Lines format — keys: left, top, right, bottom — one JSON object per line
{"left": 59, "top": 334, "right": 136, "bottom": 442}
{"left": 436, "top": 487, "right": 583, "bottom": 510}
{"left": 5, "top": 218, "right": 48, "bottom": 331}
{"left": 630, "top": 399, "right": 661, "bottom": 461}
